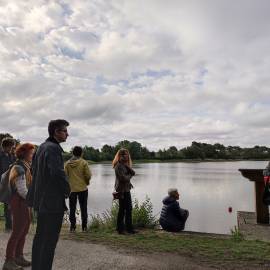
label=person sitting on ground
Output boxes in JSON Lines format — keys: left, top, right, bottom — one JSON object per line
{"left": 65, "top": 146, "right": 91, "bottom": 232}
{"left": 159, "top": 188, "right": 189, "bottom": 232}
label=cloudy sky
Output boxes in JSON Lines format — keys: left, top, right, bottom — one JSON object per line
{"left": 0, "top": 0, "right": 270, "bottom": 151}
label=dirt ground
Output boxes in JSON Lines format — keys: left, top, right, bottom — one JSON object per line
{"left": 0, "top": 231, "right": 269, "bottom": 270}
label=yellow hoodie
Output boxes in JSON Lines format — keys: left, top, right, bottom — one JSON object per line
{"left": 64, "top": 157, "right": 92, "bottom": 193}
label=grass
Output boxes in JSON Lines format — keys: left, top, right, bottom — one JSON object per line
{"left": 0, "top": 203, "right": 4, "bottom": 218}
{"left": 61, "top": 228, "right": 270, "bottom": 268}
{"left": 0, "top": 215, "right": 269, "bottom": 268}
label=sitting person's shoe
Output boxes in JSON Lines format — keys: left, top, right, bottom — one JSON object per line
{"left": 117, "top": 230, "right": 126, "bottom": 235}
{"left": 2, "top": 259, "right": 23, "bottom": 270}
{"left": 14, "top": 256, "right": 32, "bottom": 267}
{"left": 127, "top": 229, "right": 138, "bottom": 234}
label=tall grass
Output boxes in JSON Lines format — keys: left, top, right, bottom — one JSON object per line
{"left": 0, "top": 203, "right": 4, "bottom": 218}
{"left": 89, "top": 196, "right": 157, "bottom": 231}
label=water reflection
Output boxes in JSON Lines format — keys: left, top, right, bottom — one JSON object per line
{"left": 86, "top": 161, "right": 268, "bottom": 234}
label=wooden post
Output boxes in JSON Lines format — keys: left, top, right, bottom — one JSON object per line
{"left": 239, "top": 169, "right": 269, "bottom": 224}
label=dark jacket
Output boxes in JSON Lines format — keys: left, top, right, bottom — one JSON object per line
{"left": 27, "top": 137, "right": 70, "bottom": 213}
{"left": 159, "top": 196, "right": 189, "bottom": 232}
{"left": 0, "top": 151, "right": 15, "bottom": 175}
{"left": 114, "top": 162, "right": 135, "bottom": 193}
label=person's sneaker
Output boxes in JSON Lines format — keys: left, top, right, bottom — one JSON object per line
{"left": 82, "top": 227, "right": 88, "bottom": 232}
{"left": 2, "top": 259, "right": 23, "bottom": 270}
{"left": 14, "top": 256, "right": 32, "bottom": 267}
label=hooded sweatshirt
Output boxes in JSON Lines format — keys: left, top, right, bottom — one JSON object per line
{"left": 65, "top": 157, "right": 91, "bottom": 192}
{"left": 159, "top": 196, "right": 188, "bottom": 231}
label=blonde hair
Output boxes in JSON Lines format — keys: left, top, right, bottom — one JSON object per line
{"left": 112, "top": 148, "right": 132, "bottom": 168}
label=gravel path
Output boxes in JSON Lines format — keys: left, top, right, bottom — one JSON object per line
{"left": 0, "top": 231, "right": 268, "bottom": 270}
{"left": 0, "top": 231, "right": 215, "bottom": 270}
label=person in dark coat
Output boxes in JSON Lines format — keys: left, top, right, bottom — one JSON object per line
{"left": 27, "top": 119, "right": 71, "bottom": 270}
{"left": 0, "top": 137, "right": 16, "bottom": 231}
{"left": 159, "top": 188, "right": 189, "bottom": 232}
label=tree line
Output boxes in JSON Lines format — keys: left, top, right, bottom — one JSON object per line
{"left": 65, "top": 140, "right": 270, "bottom": 162}
{"left": 1, "top": 133, "right": 270, "bottom": 162}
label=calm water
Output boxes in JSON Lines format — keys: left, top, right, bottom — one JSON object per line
{"left": 85, "top": 161, "right": 268, "bottom": 234}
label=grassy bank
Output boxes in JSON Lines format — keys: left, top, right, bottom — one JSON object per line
{"left": 62, "top": 228, "right": 270, "bottom": 268}
{"left": 1, "top": 217, "right": 269, "bottom": 268}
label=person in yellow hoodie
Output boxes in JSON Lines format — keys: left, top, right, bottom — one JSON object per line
{"left": 64, "top": 146, "right": 91, "bottom": 232}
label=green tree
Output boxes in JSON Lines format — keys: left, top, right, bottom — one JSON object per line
{"left": 101, "top": 144, "right": 115, "bottom": 160}
{"left": 83, "top": 146, "right": 101, "bottom": 161}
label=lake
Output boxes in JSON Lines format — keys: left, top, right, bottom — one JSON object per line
{"left": 85, "top": 161, "right": 268, "bottom": 234}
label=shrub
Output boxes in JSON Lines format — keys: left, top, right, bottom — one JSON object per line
{"left": 132, "top": 197, "right": 157, "bottom": 228}
{"left": 89, "top": 196, "right": 157, "bottom": 231}
{"left": 230, "top": 225, "right": 244, "bottom": 241}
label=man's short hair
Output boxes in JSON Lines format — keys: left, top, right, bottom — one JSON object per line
{"left": 168, "top": 188, "right": 178, "bottom": 197}
{"left": 72, "top": 146, "right": 83, "bottom": 157}
{"left": 1, "top": 137, "right": 15, "bottom": 148}
{"left": 48, "top": 119, "right": 69, "bottom": 137}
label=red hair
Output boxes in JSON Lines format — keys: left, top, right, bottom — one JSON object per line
{"left": 15, "top": 143, "right": 35, "bottom": 160}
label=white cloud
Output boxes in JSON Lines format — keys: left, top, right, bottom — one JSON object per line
{"left": 0, "top": 0, "right": 270, "bottom": 150}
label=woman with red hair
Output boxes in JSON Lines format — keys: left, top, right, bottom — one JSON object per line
{"left": 112, "top": 148, "right": 136, "bottom": 234}
{"left": 3, "top": 143, "right": 35, "bottom": 270}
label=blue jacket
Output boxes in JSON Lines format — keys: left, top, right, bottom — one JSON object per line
{"left": 27, "top": 137, "right": 70, "bottom": 213}
{"left": 159, "top": 196, "right": 189, "bottom": 232}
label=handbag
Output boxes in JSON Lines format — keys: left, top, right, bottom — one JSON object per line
{"left": 263, "top": 183, "right": 270, "bottom": 206}
{"left": 112, "top": 191, "right": 121, "bottom": 200}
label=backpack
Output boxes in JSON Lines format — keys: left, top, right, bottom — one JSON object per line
{"left": 0, "top": 164, "right": 13, "bottom": 203}
{"left": 0, "top": 161, "right": 26, "bottom": 203}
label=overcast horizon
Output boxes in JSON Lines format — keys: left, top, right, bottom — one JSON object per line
{"left": 1, "top": 1, "right": 270, "bottom": 151}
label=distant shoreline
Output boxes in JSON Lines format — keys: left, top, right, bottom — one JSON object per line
{"left": 87, "top": 159, "right": 270, "bottom": 165}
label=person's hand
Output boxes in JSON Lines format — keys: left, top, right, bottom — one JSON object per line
{"left": 28, "top": 207, "right": 33, "bottom": 222}
{"left": 125, "top": 165, "right": 135, "bottom": 176}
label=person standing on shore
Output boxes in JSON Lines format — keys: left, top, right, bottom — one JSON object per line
{"left": 27, "top": 119, "right": 71, "bottom": 270}
{"left": 2, "top": 143, "right": 35, "bottom": 270}
{"left": 0, "top": 137, "right": 16, "bottom": 232}
{"left": 65, "top": 146, "right": 91, "bottom": 232}
{"left": 112, "top": 148, "right": 136, "bottom": 234}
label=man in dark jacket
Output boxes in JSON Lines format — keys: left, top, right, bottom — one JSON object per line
{"left": 159, "top": 188, "right": 189, "bottom": 232}
{"left": 27, "top": 119, "right": 71, "bottom": 270}
{"left": 0, "top": 137, "right": 15, "bottom": 231}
